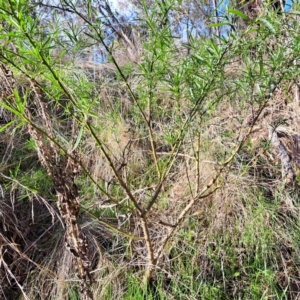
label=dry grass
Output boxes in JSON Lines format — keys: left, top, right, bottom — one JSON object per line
{"left": 1, "top": 42, "right": 300, "bottom": 299}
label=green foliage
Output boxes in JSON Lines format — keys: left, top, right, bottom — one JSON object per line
{"left": 1, "top": 0, "right": 300, "bottom": 299}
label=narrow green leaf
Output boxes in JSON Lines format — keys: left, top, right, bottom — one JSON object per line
{"left": 210, "top": 40, "right": 220, "bottom": 58}
{"left": 87, "top": 0, "right": 91, "bottom": 18}
{"left": 228, "top": 9, "right": 250, "bottom": 21}
{"left": 0, "top": 101, "right": 20, "bottom": 116}
{"left": 0, "top": 119, "right": 17, "bottom": 132}
{"left": 72, "top": 124, "right": 84, "bottom": 151}
{"left": 13, "top": 89, "right": 25, "bottom": 113}
{"left": 259, "top": 54, "right": 265, "bottom": 76}
{"left": 88, "top": 111, "right": 98, "bottom": 118}
{"left": 288, "top": 10, "right": 300, "bottom": 15}
{"left": 258, "top": 18, "right": 276, "bottom": 34}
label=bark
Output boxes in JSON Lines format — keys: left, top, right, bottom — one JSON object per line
{"left": 269, "top": 127, "right": 294, "bottom": 184}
